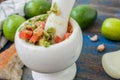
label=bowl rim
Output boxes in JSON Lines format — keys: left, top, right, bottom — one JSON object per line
{"left": 15, "top": 15, "right": 83, "bottom": 50}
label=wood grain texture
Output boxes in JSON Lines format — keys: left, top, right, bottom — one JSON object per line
{"left": 0, "top": 0, "right": 120, "bottom": 80}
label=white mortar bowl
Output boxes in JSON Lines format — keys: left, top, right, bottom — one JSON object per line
{"left": 15, "top": 15, "right": 83, "bottom": 73}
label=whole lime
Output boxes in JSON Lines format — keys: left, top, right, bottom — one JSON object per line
{"left": 101, "top": 18, "right": 120, "bottom": 41}
{"left": 70, "top": 5, "right": 97, "bottom": 29}
{"left": 3, "top": 14, "right": 26, "bottom": 42}
{"left": 24, "top": 0, "right": 51, "bottom": 18}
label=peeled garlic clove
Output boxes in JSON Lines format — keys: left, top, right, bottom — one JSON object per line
{"left": 88, "top": 34, "right": 98, "bottom": 42}
{"left": 102, "top": 50, "right": 120, "bottom": 79}
{"left": 97, "top": 44, "right": 105, "bottom": 52}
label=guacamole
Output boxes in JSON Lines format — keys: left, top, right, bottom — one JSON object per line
{"left": 19, "top": 14, "right": 73, "bottom": 47}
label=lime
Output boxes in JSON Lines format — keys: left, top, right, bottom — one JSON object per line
{"left": 3, "top": 14, "right": 26, "bottom": 42}
{"left": 101, "top": 18, "right": 120, "bottom": 41}
{"left": 70, "top": 5, "right": 97, "bottom": 29}
{"left": 24, "top": 0, "right": 51, "bottom": 18}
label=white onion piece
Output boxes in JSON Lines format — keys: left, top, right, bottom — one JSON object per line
{"left": 45, "top": 0, "right": 75, "bottom": 38}
{"left": 102, "top": 50, "right": 120, "bottom": 79}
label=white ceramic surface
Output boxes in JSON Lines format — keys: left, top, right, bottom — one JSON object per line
{"left": 32, "top": 63, "right": 76, "bottom": 80}
{"left": 15, "top": 15, "right": 83, "bottom": 73}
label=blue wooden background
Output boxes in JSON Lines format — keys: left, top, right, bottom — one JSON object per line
{"left": 0, "top": 0, "right": 120, "bottom": 80}
{"left": 74, "top": 0, "right": 120, "bottom": 80}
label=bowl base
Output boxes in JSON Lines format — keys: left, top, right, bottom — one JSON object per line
{"left": 32, "top": 63, "right": 76, "bottom": 80}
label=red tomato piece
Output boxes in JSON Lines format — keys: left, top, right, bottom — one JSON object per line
{"left": 19, "top": 29, "right": 33, "bottom": 40}
{"left": 63, "top": 33, "right": 71, "bottom": 40}
{"left": 29, "top": 27, "right": 44, "bottom": 43}
{"left": 29, "top": 34, "right": 40, "bottom": 43}
{"left": 55, "top": 36, "right": 62, "bottom": 43}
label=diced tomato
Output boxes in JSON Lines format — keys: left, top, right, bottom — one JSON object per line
{"left": 29, "top": 27, "right": 44, "bottom": 43}
{"left": 35, "top": 21, "right": 45, "bottom": 29}
{"left": 29, "top": 34, "right": 40, "bottom": 43}
{"left": 63, "top": 33, "right": 71, "bottom": 40}
{"left": 19, "top": 29, "right": 33, "bottom": 40}
{"left": 55, "top": 36, "right": 62, "bottom": 43}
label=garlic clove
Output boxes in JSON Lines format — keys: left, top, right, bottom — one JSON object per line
{"left": 102, "top": 50, "right": 120, "bottom": 79}
{"left": 88, "top": 34, "right": 98, "bottom": 42}
{"left": 97, "top": 44, "right": 105, "bottom": 52}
